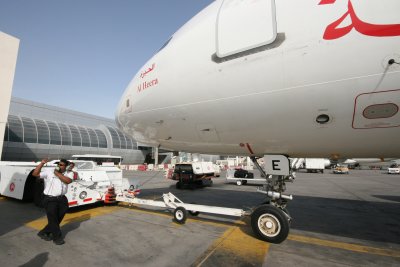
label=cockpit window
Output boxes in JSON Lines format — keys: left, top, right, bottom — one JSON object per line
{"left": 158, "top": 36, "right": 173, "bottom": 52}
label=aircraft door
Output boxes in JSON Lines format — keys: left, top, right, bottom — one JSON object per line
{"left": 216, "top": 0, "right": 277, "bottom": 58}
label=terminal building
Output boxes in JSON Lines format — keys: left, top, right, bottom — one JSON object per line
{"left": 2, "top": 97, "right": 149, "bottom": 164}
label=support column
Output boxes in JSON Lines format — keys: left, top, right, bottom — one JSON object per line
{"left": 154, "top": 146, "right": 159, "bottom": 167}
{"left": 0, "top": 32, "right": 19, "bottom": 160}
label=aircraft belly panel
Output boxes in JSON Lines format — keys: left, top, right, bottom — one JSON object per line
{"left": 352, "top": 89, "right": 400, "bottom": 129}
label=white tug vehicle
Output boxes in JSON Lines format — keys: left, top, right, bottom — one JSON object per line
{"left": 0, "top": 160, "right": 137, "bottom": 207}
{"left": 387, "top": 163, "right": 400, "bottom": 174}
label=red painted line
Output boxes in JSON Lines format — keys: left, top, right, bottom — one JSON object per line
{"left": 83, "top": 198, "right": 93, "bottom": 202}
{"left": 69, "top": 201, "right": 78, "bottom": 206}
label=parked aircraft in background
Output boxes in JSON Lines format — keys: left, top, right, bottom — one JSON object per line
{"left": 116, "top": 0, "right": 400, "bottom": 243}
{"left": 342, "top": 158, "right": 384, "bottom": 168}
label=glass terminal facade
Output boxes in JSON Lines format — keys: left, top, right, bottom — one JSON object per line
{"left": 2, "top": 97, "right": 148, "bottom": 163}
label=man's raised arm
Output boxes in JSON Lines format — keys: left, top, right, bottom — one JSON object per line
{"left": 32, "top": 158, "right": 48, "bottom": 177}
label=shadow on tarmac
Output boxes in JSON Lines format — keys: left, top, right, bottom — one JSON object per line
{"left": 19, "top": 252, "right": 49, "bottom": 267}
{"left": 138, "top": 186, "right": 400, "bottom": 244}
{"left": 62, "top": 213, "right": 91, "bottom": 238}
{"left": 372, "top": 195, "right": 400, "bottom": 203}
{"left": 0, "top": 198, "right": 44, "bottom": 237}
{"left": 290, "top": 195, "right": 400, "bottom": 244}
{"left": 0, "top": 199, "right": 97, "bottom": 237}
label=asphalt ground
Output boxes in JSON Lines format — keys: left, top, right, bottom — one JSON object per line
{"left": 0, "top": 169, "right": 399, "bottom": 266}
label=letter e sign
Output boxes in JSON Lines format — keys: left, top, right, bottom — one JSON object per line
{"left": 264, "top": 155, "right": 290, "bottom": 175}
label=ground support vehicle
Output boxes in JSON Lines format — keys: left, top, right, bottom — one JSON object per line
{"left": 305, "top": 158, "right": 326, "bottom": 173}
{"left": 213, "top": 164, "right": 221, "bottom": 177}
{"left": 226, "top": 169, "right": 266, "bottom": 186}
{"left": 333, "top": 165, "right": 349, "bottom": 174}
{"left": 171, "top": 162, "right": 214, "bottom": 189}
{"left": 387, "top": 164, "right": 400, "bottom": 174}
{"left": 0, "top": 160, "right": 135, "bottom": 208}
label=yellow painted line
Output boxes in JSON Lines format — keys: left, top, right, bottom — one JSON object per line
{"left": 0, "top": 196, "right": 6, "bottom": 201}
{"left": 288, "top": 234, "right": 400, "bottom": 258}
{"left": 25, "top": 206, "right": 122, "bottom": 230}
{"left": 193, "top": 220, "right": 270, "bottom": 266}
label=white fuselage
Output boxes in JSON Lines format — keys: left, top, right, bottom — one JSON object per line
{"left": 116, "top": 0, "right": 400, "bottom": 159}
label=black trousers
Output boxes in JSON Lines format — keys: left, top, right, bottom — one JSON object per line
{"left": 39, "top": 195, "right": 68, "bottom": 239}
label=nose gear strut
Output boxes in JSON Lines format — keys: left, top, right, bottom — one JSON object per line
{"left": 249, "top": 156, "right": 294, "bottom": 243}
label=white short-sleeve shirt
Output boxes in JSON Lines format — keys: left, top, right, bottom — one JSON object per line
{"left": 40, "top": 169, "right": 73, "bottom": 196}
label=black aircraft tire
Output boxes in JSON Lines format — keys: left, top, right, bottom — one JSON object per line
{"left": 174, "top": 207, "right": 187, "bottom": 224}
{"left": 251, "top": 205, "right": 289, "bottom": 244}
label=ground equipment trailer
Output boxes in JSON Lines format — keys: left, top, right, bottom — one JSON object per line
{"left": 305, "top": 158, "right": 326, "bottom": 173}
{"left": 0, "top": 160, "right": 134, "bottom": 208}
{"left": 226, "top": 169, "right": 266, "bottom": 186}
{"left": 171, "top": 162, "right": 214, "bottom": 189}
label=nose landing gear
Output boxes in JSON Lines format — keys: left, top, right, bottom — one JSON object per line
{"left": 250, "top": 156, "right": 294, "bottom": 243}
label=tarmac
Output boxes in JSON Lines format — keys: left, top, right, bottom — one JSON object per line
{"left": 0, "top": 169, "right": 399, "bottom": 266}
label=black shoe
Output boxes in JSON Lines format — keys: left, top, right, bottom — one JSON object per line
{"left": 53, "top": 238, "right": 65, "bottom": 245}
{"left": 37, "top": 232, "right": 52, "bottom": 241}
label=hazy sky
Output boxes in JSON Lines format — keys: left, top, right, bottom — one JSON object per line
{"left": 0, "top": 0, "right": 213, "bottom": 118}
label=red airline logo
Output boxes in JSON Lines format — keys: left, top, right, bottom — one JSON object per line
{"left": 9, "top": 182, "right": 15, "bottom": 192}
{"left": 138, "top": 63, "right": 159, "bottom": 93}
{"left": 320, "top": 0, "right": 400, "bottom": 40}
{"left": 137, "top": 78, "right": 158, "bottom": 93}
{"left": 140, "top": 63, "right": 155, "bottom": 79}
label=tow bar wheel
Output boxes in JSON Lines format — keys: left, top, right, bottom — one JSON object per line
{"left": 174, "top": 207, "right": 187, "bottom": 224}
{"left": 251, "top": 205, "right": 289, "bottom": 244}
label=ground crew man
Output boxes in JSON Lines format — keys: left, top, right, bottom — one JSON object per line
{"left": 32, "top": 158, "right": 73, "bottom": 245}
